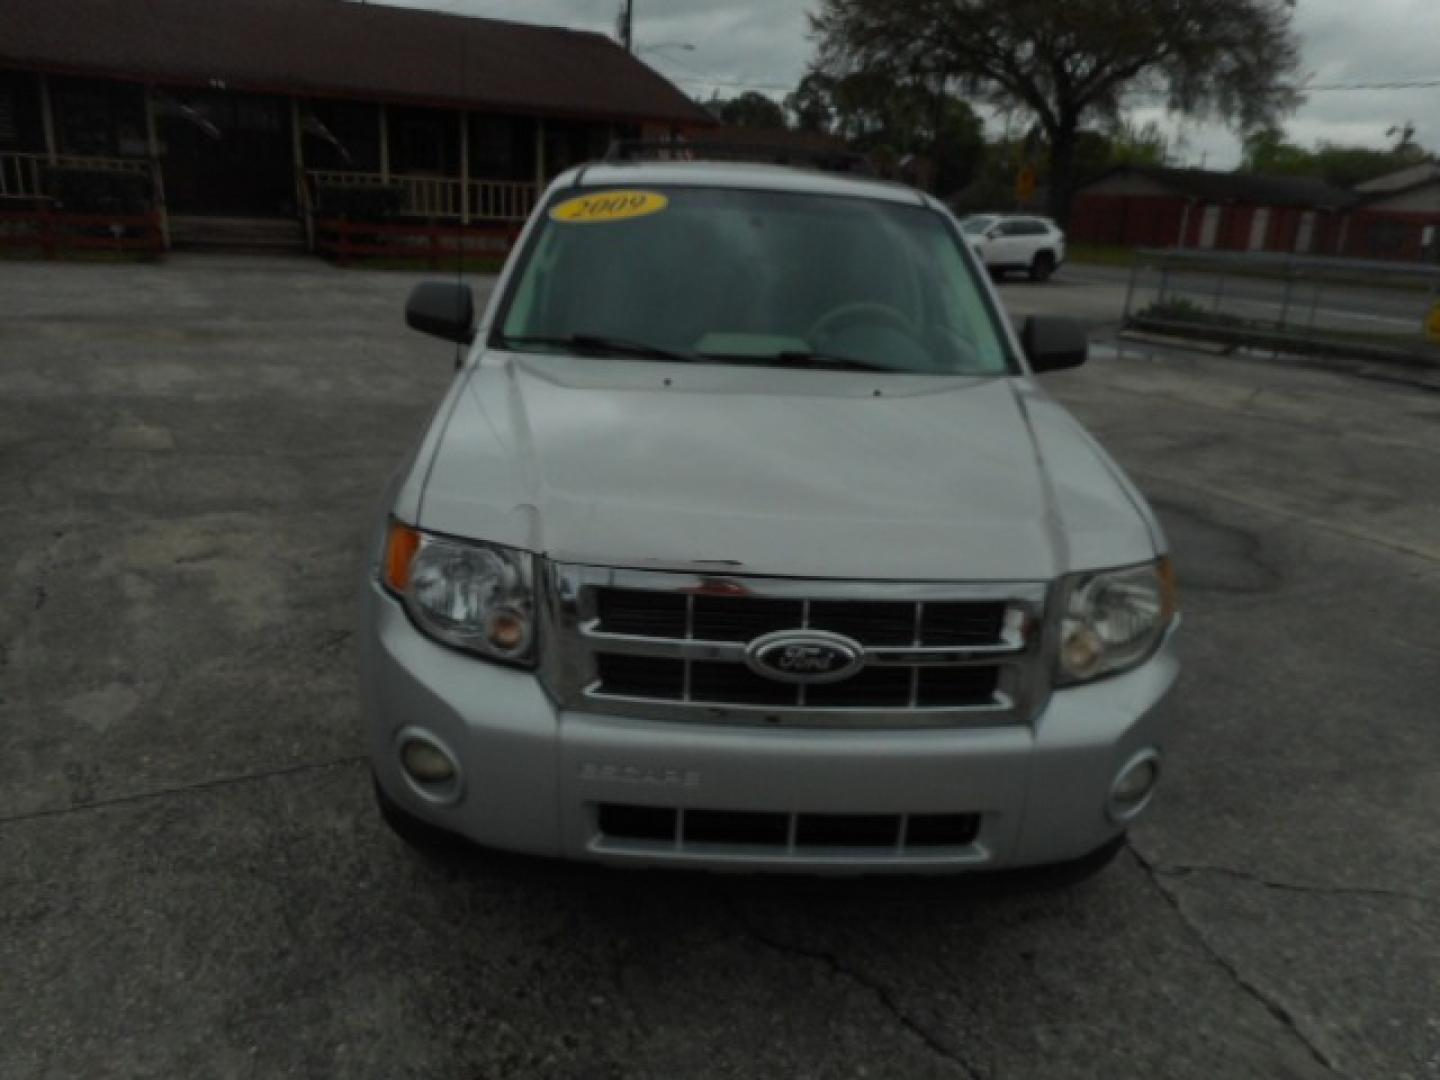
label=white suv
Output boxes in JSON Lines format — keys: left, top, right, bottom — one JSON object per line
{"left": 961, "top": 214, "right": 1066, "bottom": 281}
{"left": 364, "top": 160, "right": 1177, "bottom": 881}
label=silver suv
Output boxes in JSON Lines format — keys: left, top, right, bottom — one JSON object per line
{"left": 363, "top": 161, "right": 1177, "bottom": 879}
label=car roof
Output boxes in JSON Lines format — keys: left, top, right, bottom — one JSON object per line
{"left": 556, "top": 161, "right": 934, "bottom": 208}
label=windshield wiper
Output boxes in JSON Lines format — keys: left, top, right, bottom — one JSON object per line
{"left": 499, "top": 333, "right": 696, "bottom": 363}
{"left": 698, "top": 349, "right": 897, "bottom": 373}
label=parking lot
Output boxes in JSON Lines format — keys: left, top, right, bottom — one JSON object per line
{"left": 3, "top": 255, "right": 1438, "bottom": 1079}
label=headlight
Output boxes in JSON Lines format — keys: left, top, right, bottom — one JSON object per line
{"left": 1056, "top": 557, "right": 1177, "bottom": 685}
{"left": 382, "top": 521, "right": 536, "bottom": 665}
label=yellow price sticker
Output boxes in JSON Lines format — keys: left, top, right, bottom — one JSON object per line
{"left": 550, "top": 190, "right": 669, "bottom": 224}
{"left": 1427, "top": 301, "right": 1440, "bottom": 344}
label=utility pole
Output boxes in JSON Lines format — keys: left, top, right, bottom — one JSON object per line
{"left": 618, "top": 0, "right": 633, "bottom": 53}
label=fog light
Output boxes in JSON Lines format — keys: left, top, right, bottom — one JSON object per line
{"left": 401, "top": 738, "right": 455, "bottom": 785}
{"left": 1108, "top": 749, "right": 1161, "bottom": 822}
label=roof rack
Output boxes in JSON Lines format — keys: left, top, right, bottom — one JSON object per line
{"left": 602, "top": 139, "right": 875, "bottom": 176}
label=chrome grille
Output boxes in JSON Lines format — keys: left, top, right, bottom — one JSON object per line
{"left": 595, "top": 589, "right": 1008, "bottom": 647}
{"left": 541, "top": 565, "right": 1049, "bottom": 728}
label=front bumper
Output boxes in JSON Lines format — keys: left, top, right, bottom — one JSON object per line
{"left": 362, "top": 584, "right": 1178, "bottom": 874}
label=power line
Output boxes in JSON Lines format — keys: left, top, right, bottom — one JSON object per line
{"left": 1303, "top": 78, "right": 1440, "bottom": 91}
{"left": 655, "top": 71, "right": 1440, "bottom": 98}
{"left": 662, "top": 73, "right": 797, "bottom": 92}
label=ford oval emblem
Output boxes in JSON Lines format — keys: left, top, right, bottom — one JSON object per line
{"left": 744, "top": 630, "right": 865, "bottom": 685}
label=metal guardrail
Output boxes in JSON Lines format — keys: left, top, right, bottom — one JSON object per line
{"left": 1121, "top": 248, "right": 1440, "bottom": 367}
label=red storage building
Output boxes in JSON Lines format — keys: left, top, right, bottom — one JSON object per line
{"left": 1344, "top": 164, "right": 1440, "bottom": 262}
{"left": 1070, "top": 165, "right": 1356, "bottom": 255}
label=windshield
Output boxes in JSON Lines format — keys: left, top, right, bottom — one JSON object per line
{"left": 960, "top": 215, "right": 996, "bottom": 235}
{"left": 496, "top": 186, "right": 1014, "bottom": 376}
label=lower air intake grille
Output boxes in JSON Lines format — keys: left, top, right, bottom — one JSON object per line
{"left": 596, "top": 804, "right": 982, "bottom": 852}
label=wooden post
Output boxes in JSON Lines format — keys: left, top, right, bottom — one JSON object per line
{"left": 459, "top": 111, "right": 470, "bottom": 225}
{"left": 38, "top": 74, "right": 58, "bottom": 165}
{"left": 40, "top": 203, "right": 57, "bottom": 259}
{"left": 290, "top": 97, "right": 305, "bottom": 209}
{"left": 378, "top": 104, "right": 390, "bottom": 182}
{"left": 143, "top": 86, "right": 170, "bottom": 250}
{"left": 1176, "top": 199, "right": 1192, "bottom": 250}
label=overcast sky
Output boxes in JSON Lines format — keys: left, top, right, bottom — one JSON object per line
{"left": 380, "top": 0, "right": 1440, "bottom": 168}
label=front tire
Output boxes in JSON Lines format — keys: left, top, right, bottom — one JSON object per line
{"left": 1029, "top": 251, "right": 1057, "bottom": 282}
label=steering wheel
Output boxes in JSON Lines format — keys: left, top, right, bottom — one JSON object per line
{"left": 806, "top": 301, "right": 919, "bottom": 345}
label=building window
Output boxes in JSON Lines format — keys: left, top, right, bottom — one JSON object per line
{"left": 304, "top": 101, "right": 380, "bottom": 172}
{"left": 0, "top": 72, "right": 41, "bottom": 151}
{"left": 0, "top": 91, "right": 16, "bottom": 146}
{"left": 542, "top": 120, "right": 613, "bottom": 178}
{"left": 53, "top": 78, "right": 146, "bottom": 158}
{"left": 392, "top": 109, "right": 453, "bottom": 175}
{"left": 470, "top": 114, "right": 521, "bottom": 180}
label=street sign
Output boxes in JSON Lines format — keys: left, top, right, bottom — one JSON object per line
{"left": 1427, "top": 300, "right": 1440, "bottom": 343}
{"left": 1015, "top": 165, "right": 1037, "bottom": 204}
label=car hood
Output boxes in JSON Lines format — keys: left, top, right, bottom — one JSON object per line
{"left": 416, "top": 352, "right": 1159, "bottom": 580}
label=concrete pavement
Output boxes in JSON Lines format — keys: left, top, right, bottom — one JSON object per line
{"left": 2, "top": 254, "right": 1438, "bottom": 1079}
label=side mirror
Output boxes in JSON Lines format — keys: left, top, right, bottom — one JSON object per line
{"left": 1021, "top": 316, "right": 1088, "bottom": 372}
{"left": 406, "top": 281, "right": 474, "bottom": 344}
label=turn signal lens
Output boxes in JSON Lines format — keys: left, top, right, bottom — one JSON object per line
{"left": 1158, "top": 556, "right": 1179, "bottom": 623}
{"left": 485, "top": 607, "right": 530, "bottom": 655}
{"left": 383, "top": 521, "right": 422, "bottom": 594}
{"left": 381, "top": 524, "right": 536, "bottom": 666}
{"left": 1060, "top": 624, "right": 1105, "bottom": 679}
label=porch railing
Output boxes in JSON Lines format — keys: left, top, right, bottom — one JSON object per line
{"left": 0, "top": 153, "right": 44, "bottom": 199}
{"left": 305, "top": 169, "right": 537, "bottom": 222}
{"left": 0, "top": 152, "right": 155, "bottom": 200}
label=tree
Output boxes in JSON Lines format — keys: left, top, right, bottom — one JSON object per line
{"left": 1241, "top": 125, "right": 1432, "bottom": 188}
{"left": 787, "top": 73, "right": 839, "bottom": 133}
{"left": 1106, "top": 119, "right": 1171, "bottom": 168}
{"left": 711, "top": 91, "right": 787, "bottom": 130}
{"left": 1073, "top": 119, "right": 1172, "bottom": 184}
{"left": 783, "top": 71, "right": 987, "bottom": 194}
{"left": 810, "top": 0, "right": 1302, "bottom": 224}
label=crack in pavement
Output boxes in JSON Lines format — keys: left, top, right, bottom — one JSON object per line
{"left": 1128, "top": 469, "right": 1440, "bottom": 566}
{"left": 721, "top": 894, "right": 983, "bottom": 1079}
{"left": 1127, "top": 843, "right": 1347, "bottom": 1079}
{"left": 0, "top": 754, "right": 368, "bottom": 828}
{"left": 1153, "top": 862, "right": 1432, "bottom": 907}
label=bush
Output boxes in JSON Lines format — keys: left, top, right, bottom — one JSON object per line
{"left": 45, "top": 168, "right": 152, "bottom": 215}
{"left": 1137, "top": 297, "right": 1246, "bottom": 328}
{"left": 313, "top": 185, "right": 404, "bottom": 220}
